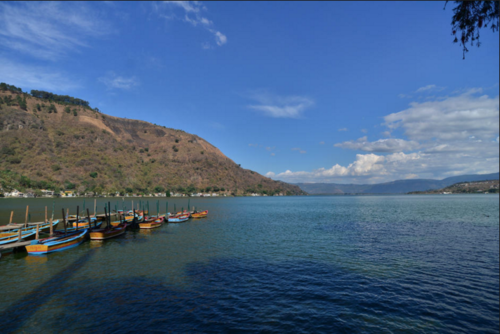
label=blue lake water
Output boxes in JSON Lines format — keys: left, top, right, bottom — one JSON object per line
{"left": 0, "top": 195, "right": 498, "bottom": 333}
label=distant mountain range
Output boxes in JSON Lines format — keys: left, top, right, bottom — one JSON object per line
{"left": 295, "top": 173, "right": 500, "bottom": 194}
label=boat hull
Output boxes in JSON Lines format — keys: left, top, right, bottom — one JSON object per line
{"left": 26, "top": 230, "right": 88, "bottom": 255}
{"left": 191, "top": 210, "right": 208, "bottom": 218}
{"left": 139, "top": 217, "right": 164, "bottom": 229}
{"left": 90, "top": 225, "right": 127, "bottom": 240}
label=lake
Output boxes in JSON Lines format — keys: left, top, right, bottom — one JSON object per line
{"left": 1, "top": 195, "right": 498, "bottom": 333}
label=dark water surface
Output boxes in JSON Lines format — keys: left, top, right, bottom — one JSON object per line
{"left": 1, "top": 195, "right": 498, "bottom": 333}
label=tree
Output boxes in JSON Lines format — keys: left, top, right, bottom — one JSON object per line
{"left": 446, "top": 1, "right": 499, "bottom": 58}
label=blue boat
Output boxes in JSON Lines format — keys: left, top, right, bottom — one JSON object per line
{"left": 26, "top": 229, "right": 89, "bottom": 255}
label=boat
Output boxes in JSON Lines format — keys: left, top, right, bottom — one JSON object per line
{"left": 191, "top": 210, "right": 208, "bottom": 218}
{"left": 66, "top": 221, "right": 102, "bottom": 232}
{"left": 71, "top": 217, "right": 98, "bottom": 228}
{"left": 25, "top": 229, "right": 88, "bottom": 255}
{"left": 89, "top": 223, "right": 127, "bottom": 240}
{"left": 111, "top": 215, "right": 141, "bottom": 227}
{"left": 0, "top": 229, "right": 37, "bottom": 245}
{"left": 168, "top": 215, "right": 189, "bottom": 223}
{"left": 3, "top": 220, "right": 60, "bottom": 234}
{"left": 139, "top": 217, "right": 164, "bottom": 229}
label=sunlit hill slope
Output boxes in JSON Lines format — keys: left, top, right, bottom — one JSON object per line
{"left": 0, "top": 85, "right": 304, "bottom": 196}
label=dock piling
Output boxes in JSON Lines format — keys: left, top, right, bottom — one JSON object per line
{"left": 76, "top": 206, "right": 79, "bottom": 232}
{"left": 24, "top": 205, "right": 29, "bottom": 228}
{"left": 87, "top": 209, "right": 92, "bottom": 229}
{"left": 35, "top": 224, "right": 39, "bottom": 240}
{"left": 62, "top": 209, "right": 67, "bottom": 235}
{"left": 9, "top": 211, "right": 13, "bottom": 225}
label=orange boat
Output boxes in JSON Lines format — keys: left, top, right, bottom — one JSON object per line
{"left": 191, "top": 210, "right": 208, "bottom": 218}
{"left": 139, "top": 216, "right": 164, "bottom": 229}
{"left": 89, "top": 223, "right": 127, "bottom": 241}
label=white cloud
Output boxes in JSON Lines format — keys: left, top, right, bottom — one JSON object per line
{"left": 248, "top": 143, "right": 258, "bottom": 147}
{"left": 0, "top": 2, "right": 110, "bottom": 60}
{"left": 156, "top": 1, "right": 226, "bottom": 48}
{"left": 335, "top": 137, "right": 420, "bottom": 153}
{"left": 319, "top": 141, "right": 325, "bottom": 145}
{"left": 247, "top": 91, "right": 314, "bottom": 118}
{"left": 270, "top": 153, "right": 275, "bottom": 156}
{"left": 270, "top": 90, "right": 499, "bottom": 183}
{"left": 381, "top": 131, "right": 391, "bottom": 138}
{"left": 338, "top": 128, "right": 348, "bottom": 132}
{"left": 415, "top": 84, "right": 437, "bottom": 93}
{"left": 98, "top": 72, "right": 139, "bottom": 90}
{"left": 268, "top": 149, "right": 498, "bottom": 184}
{"left": 0, "top": 57, "right": 79, "bottom": 91}
{"left": 361, "top": 129, "right": 368, "bottom": 134}
{"left": 291, "top": 148, "right": 307, "bottom": 154}
{"left": 265, "top": 171, "right": 275, "bottom": 177}
{"left": 384, "top": 92, "right": 499, "bottom": 141}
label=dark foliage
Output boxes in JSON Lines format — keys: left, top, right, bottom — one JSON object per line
{"left": 446, "top": 1, "right": 499, "bottom": 58}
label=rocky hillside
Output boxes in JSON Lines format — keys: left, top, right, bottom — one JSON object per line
{"left": 0, "top": 87, "right": 305, "bottom": 196}
{"left": 409, "top": 180, "right": 499, "bottom": 194}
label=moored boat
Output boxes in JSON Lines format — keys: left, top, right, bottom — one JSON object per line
{"left": 139, "top": 217, "right": 164, "bottom": 229}
{"left": 168, "top": 215, "right": 189, "bottom": 223}
{"left": 191, "top": 210, "right": 208, "bottom": 218}
{"left": 0, "top": 230, "right": 37, "bottom": 245}
{"left": 89, "top": 223, "right": 127, "bottom": 240}
{"left": 25, "top": 229, "right": 88, "bottom": 255}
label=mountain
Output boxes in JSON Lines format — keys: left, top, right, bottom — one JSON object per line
{"left": 409, "top": 180, "right": 499, "bottom": 194}
{"left": 0, "top": 86, "right": 305, "bottom": 196}
{"left": 296, "top": 173, "right": 500, "bottom": 194}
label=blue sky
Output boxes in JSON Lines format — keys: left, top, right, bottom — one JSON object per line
{"left": 1, "top": 1, "right": 498, "bottom": 184}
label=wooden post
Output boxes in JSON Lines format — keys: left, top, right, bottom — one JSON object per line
{"left": 24, "top": 205, "right": 29, "bottom": 228}
{"left": 104, "top": 206, "right": 108, "bottom": 229}
{"left": 66, "top": 208, "right": 69, "bottom": 227}
{"left": 36, "top": 224, "right": 40, "bottom": 240}
{"left": 87, "top": 209, "right": 92, "bottom": 229}
{"left": 133, "top": 208, "right": 136, "bottom": 226}
{"left": 50, "top": 218, "right": 54, "bottom": 236}
{"left": 94, "top": 199, "right": 97, "bottom": 218}
{"left": 76, "top": 206, "right": 79, "bottom": 232}
{"left": 9, "top": 211, "right": 13, "bottom": 225}
{"left": 62, "top": 209, "right": 67, "bottom": 235}
{"left": 18, "top": 228, "right": 22, "bottom": 242}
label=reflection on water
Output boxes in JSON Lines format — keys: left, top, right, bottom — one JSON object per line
{"left": 0, "top": 195, "right": 498, "bottom": 333}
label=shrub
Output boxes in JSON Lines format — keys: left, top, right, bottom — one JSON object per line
{"left": 9, "top": 157, "right": 21, "bottom": 164}
{"left": 125, "top": 187, "right": 133, "bottom": 193}
{"left": 172, "top": 145, "right": 179, "bottom": 152}
{"left": 51, "top": 164, "right": 61, "bottom": 171}
{"left": 73, "top": 110, "right": 78, "bottom": 116}
{"left": 200, "top": 151, "right": 204, "bottom": 155}
{"left": 175, "top": 139, "right": 179, "bottom": 143}
{"left": 89, "top": 172, "right": 98, "bottom": 178}
{"left": 1, "top": 147, "right": 15, "bottom": 156}
{"left": 154, "top": 186, "right": 164, "bottom": 193}
{"left": 65, "top": 182, "right": 76, "bottom": 190}
{"left": 64, "top": 106, "right": 71, "bottom": 113}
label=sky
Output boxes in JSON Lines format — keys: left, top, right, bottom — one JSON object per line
{"left": 1, "top": 1, "right": 498, "bottom": 184}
